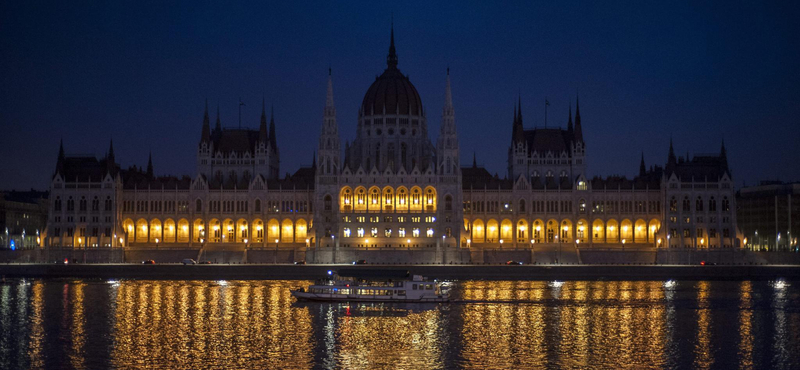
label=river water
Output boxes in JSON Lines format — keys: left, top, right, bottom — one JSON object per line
{"left": 1, "top": 279, "right": 799, "bottom": 369}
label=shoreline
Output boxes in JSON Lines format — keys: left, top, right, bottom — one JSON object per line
{"left": 2, "top": 263, "right": 800, "bottom": 281}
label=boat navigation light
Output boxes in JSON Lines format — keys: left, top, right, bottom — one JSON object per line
{"left": 327, "top": 270, "right": 332, "bottom": 275}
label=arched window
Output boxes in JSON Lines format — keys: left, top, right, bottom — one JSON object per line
{"left": 670, "top": 196, "right": 677, "bottom": 212}
{"left": 579, "top": 199, "right": 586, "bottom": 213}
{"left": 324, "top": 195, "right": 332, "bottom": 211}
{"left": 519, "top": 199, "right": 526, "bottom": 213}
{"left": 546, "top": 170, "right": 553, "bottom": 178}
{"left": 79, "top": 197, "right": 87, "bottom": 212}
{"left": 445, "top": 195, "right": 453, "bottom": 211}
{"left": 696, "top": 196, "right": 703, "bottom": 212}
{"left": 91, "top": 196, "right": 99, "bottom": 211}
{"left": 195, "top": 199, "right": 202, "bottom": 213}
{"left": 709, "top": 197, "right": 717, "bottom": 212}
{"left": 255, "top": 199, "right": 262, "bottom": 213}
{"left": 55, "top": 196, "right": 62, "bottom": 211}
{"left": 104, "top": 196, "right": 112, "bottom": 211}
{"left": 682, "top": 196, "right": 690, "bottom": 212}
{"left": 67, "top": 197, "right": 74, "bottom": 211}
{"left": 722, "top": 197, "right": 730, "bottom": 212}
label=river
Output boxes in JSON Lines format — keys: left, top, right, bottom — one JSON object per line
{"left": 1, "top": 279, "right": 798, "bottom": 369}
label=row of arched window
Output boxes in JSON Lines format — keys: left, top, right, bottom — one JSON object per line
{"left": 54, "top": 196, "right": 112, "bottom": 213}
{"left": 670, "top": 196, "right": 730, "bottom": 213}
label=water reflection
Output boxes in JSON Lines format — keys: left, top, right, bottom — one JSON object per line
{"left": 1, "top": 279, "right": 799, "bottom": 369}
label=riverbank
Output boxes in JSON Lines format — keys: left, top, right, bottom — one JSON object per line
{"left": 2, "top": 263, "right": 799, "bottom": 281}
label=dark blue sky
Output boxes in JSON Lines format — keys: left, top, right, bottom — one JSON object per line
{"left": 2, "top": 1, "right": 798, "bottom": 190}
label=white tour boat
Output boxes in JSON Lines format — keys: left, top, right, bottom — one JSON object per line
{"left": 291, "top": 269, "right": 450, "bottom": 303}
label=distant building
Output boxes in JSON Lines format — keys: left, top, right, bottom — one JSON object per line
{"left": 737, "top": 181, "right": 800, "bottom": 250}
{"left": 44, "top": 25, "right": 743, "bottom": 261}
{"left": 0, "top": 190, "right": 49, "bottom": 249}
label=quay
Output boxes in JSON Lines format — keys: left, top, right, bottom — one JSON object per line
{"left": 2, "top": 263, "right": 800, "bottom": 281}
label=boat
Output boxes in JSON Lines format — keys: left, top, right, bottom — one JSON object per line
{"left": 291, "top": 269, "right": 450, "bottom": 303}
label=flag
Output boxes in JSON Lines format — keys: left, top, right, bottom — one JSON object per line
{"left": 545, "top": 99, "right": 550, "bottom": 106}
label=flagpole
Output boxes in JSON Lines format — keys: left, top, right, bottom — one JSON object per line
{"left": 238, "top": 98, "right": 241, "bottom": 129}
{"left": 544, "top": 97, "right": 548, "bottom": 128}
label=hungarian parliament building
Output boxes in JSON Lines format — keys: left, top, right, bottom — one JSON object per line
{"left": 45, "top": 29, "right": 742, "bottom": 263}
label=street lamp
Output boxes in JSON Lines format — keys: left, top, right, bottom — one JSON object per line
{"left": 274, "top": 239, "right": 279, "bottom": 264}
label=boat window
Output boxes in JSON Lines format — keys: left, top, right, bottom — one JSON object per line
{"left": 413, "top": 284, "right": 417, "bottom": 290}
{"left": 426, "top": 284, "right": 433, "bottom": 290}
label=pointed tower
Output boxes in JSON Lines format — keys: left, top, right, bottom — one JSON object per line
{"left": 434, "top": 67, "right": 463, "bottom": 250}
{"left": 55, "top": 138, "right": 65, "bottom": 176}
{"left": 146, "top": 152, "right": 154, "bottom": 179}
{"left": 197, "top": 100, "right": 214, "bottom": 179}
{"left": 437, "top": 67, "right": 459, "bottom": 175}
{"left": 639, "top": 152, "right": 646, "bottom": 177}
{"left": 107, "top": 139, "right": 116, "bottom": 174}
{"left": 248, "top": 97, "right": 271, "bottom": 180}
{"left": 720, "top": 139, "right": 728, "bottom": 171}
{"left": 509, "top": 95, "right": 528, "bottom": 180}
{"left": 387, "top": 19, "right": 398, "bottom": 69}
{"left": 317, "top": 68, "right": 341, "bottom": 177}
{"left": 267, "top": 106, "right": 280, "bottom": 179}
{"left": 570, "top": 95, "right": 587, "bottom": 179}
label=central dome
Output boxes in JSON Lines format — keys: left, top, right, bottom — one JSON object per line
{"left": 360, "top": 27, "right": 423, "bottom": 117}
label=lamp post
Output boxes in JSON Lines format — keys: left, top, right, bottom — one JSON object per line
{"left": 274, "top": 239, "right": 279, "bottom": 264}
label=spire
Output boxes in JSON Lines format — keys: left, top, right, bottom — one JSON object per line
{"left": 512, "top": 97, "right": 525, "bottom": 144}
{"left": 387, "top": 18, "right": 398, "bottom": 69}
{"left": 574, "top": 95, "right": 583, "bottom": 142}
{"left": 444, "top": 68, "right": 453, "bottom": 112}
{"left": 201, "top": 99, "right": 211, "bottom": 143}
{"left": 513, "top": 102, "right": 517, "bottom": 123}
{"left": 107, "top": 139, "right": 115, "bottom": 161}
{"left": 106, "top": 139, "right": 116, "bottom": 174}
{"left": 720, "top": 139, "right": 728, "bottom": 170}
{"left": 269, "top": 105, "right": 277, "bottom": 150}
{"left": 259, "top": 97, "right": 268, "bottom": 144}
{"left": 667, "top": 137, "right": 677, "bottom": 167}
{"left": 567, "top": 103, "right": 573, "bottom": 132}
{"left": 473, "top": 152, "right": 477, "bottom": 168}
{"left": 215, "top": 104, "right": 221, "bottom": 132}
{"left": 58, "top": 138, "right": 65, "bottom": 161}
{"left": 55, "top": 138, "right": 65, "bottom": 175}
{"left": 325, "top": 68, "right": 335, "bottom": 111}
{"left": 146, "top": 152, "right": 154, "bottom": 178}
{"left": 312, "top": 151, "right": 317, "bottom": 169}
{"left": 639, "top": 152, "right": 646, "bottom": 177}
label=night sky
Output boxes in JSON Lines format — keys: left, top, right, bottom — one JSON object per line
{"left": 2, "top": 1, "right": 798, "bottom": 190}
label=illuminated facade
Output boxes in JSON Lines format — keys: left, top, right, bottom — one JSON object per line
{"left": 44, "top": 27, "right": 743, "bottom": 261}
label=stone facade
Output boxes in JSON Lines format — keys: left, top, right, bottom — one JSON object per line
{"left": 44, "top": 28, "right": 743, "bottom": 263}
